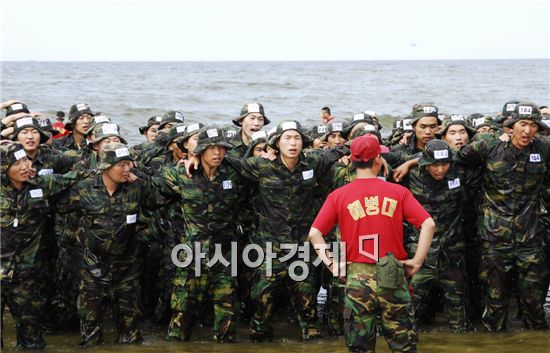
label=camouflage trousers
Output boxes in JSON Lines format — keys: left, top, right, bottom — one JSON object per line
{"left": 344, "top": 263, "right": 417, "bottom": 353}
{"left": 1, "top": 277, "right": 46, "bottom": 350}
{"left": 77, "top": 271, "right": 143, "bottom": 346}
{"left": 249, "top": 259, "right": 320, "bottom": 341}
{"left": 410, "top": 261, "right": 469, "bottom": 332}
{"left": 325, "top": 267, "right": 346, "bottom": 336}
{"left": 480, "top": 242, "right": 549, "bottom": 332}
{"left": 167, "top": 266, "right": 236, "bottom": 342}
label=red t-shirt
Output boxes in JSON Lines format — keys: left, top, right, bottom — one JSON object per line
{"left": 312, "top": 178, "right": 430, "bottom": 263}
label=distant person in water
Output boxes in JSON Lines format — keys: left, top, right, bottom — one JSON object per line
{"left": 320, "top": 106, "right": 334, "bottom": 124}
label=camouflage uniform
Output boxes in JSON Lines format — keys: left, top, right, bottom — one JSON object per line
{"left": 455, "top": 102, "right": 550, "bottom": 331}
{"left": 57, "top": 143, "right": 163, "bottom": 346}
{"left": 402, "top": 140, "right": 481, "bottom": 332}
{"left": 225, "top": 120, "right": 344, "bottom": 341}
{"left": 146, "top": 127, "right": 244, "bottom": 341}
{"left": 1, "top": 143, "right": 89, "bottom": 349}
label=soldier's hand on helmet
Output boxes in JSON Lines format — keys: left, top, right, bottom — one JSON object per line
{"left": 1, "top": 126, "right": 15, "bottom": 138}
{"left": 401, "top": 259, "right": 422, "bottom": 277}
{"left": 0, "top": 99, "right": 23, "bottom": 109}
{"left": 499, "top": 132, "right": 510, "bottom": 142}
{"left": 399, "top": 132, "right": 413, "bottom": 145}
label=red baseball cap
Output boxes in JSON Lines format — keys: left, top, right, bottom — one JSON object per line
{"left": 350, "top": 135, "right": 389, "bottom": 162}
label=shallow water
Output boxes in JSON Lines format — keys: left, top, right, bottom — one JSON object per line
{"left": 3, "top": 313, "right": 550, "bottom": 352}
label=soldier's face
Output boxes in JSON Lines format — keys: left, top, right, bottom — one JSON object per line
{"left": 74, "top": 114, "right": 91, "bottom": 135}
{"left": 443, "top": 125, "right": 469, "bottom": 150}
{"left": 312, "top": 138, "right": 327, "bottom": 149}
{"left": 241, "top": 113, "right": 265, "bottom": 140}
{"left": 476, "top": 126, "right": 494, "bottom": 135}
{"left": 106, "top": 160, "right": 133, "bottom": 183}
{"left": 95, "top": 136, "right": 121, "bottom": 152}
{"left": 277, "top": 130, "right": 303, "bottom": 158}
{"left": 327, "top": 132, "right": 345, "bottom": 148}
{"left": 414, "top": 117, "right": 439, "bottom": 147}
{"left": 511, "top": 120, "right": 539, "bottom": 149}
{"left": 146, "top": 124, "right": 159, "bottom": 142}
{"left": 252, "top": 142, "right": 267, "bottom": 158}
{"left": 8, "top": 156, "right": 32, "bottom": 185}
{"left": 202, "top": 145, "right": 226, "bottom": 168}
{"left": 16, "top": 127, "right": 41, "bottom": 152}
{"left": 426, "top": 162, "right": 450, "bottom": 181}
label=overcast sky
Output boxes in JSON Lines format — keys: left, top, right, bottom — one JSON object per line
{"left": 2, "top": 0, "right": 549, "bottom": 61}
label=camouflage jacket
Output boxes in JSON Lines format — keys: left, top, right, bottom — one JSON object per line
{"left": 456, "top": 135, "right": 550, "bottom": 246}
{"left": 402, "top": 163, "right": 481, "bottom": 267}
{"left": 58, "top": 174, "right": 163, "bottom": 282}
{"left": 388, "top": 134, "right": 423, "bottom": 168}
{"left": 53, "top": 132, "right": 85, "bottom": 151}
{"left": 0, "top": 171, "right": 89, "bottom": 282}
{"left": 225, "top": 149, "right": 343, "bottom": 252}
{"left": 151, "top": 160, "right": 245, "bottom": 257}
{"left": 226, "top": 129, "right": 248, "bottom": 158}
{"left": 31, "top": 146, "right": 79, "bottom": 175}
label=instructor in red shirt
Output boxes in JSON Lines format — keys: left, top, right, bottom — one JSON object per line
{"left": 309, "top": 134, "right": 435, "bottom": 353}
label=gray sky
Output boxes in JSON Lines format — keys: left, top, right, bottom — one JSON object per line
{"left": 2, "top": 0, "right": 549, "bottom": 61}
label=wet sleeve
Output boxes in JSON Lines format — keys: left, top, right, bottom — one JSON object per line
{"left": 402, "top": 189, "right": 431, "bottom": 229}
{"left": 37, "top": 170, "right": 92, "bottom": 197}
{"left": 311, "top": 193, "right": 339, "bottom": 236}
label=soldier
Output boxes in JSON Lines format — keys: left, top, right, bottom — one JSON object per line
{"left": 456, "top": 102, "right": 550, "bottom": 331}
{"left": 402, "top": 140, "right": 480, "bottom": 332}
{"left": 308, "top": 125, "right": 328, "bottom": 150}
{"left": 0, "top": 142, "right": 89, "bottom": 349}
{"left": 54, "top": 103, "right": 94, "bottom": 151}
{"left": 227, "top": 102, "right": 271, "bottom": 157}
{"left": 471, "top": 116, "right": 498, "bottom": 135}
{"left": 204, "top": 120, "right": 346, "bottom": 341}
{"left": 57, "top": 142, "right": 164, "bottom": 346}
{"left": 320, "top": 121, "right": 347, "bottom": 148}
{"left": 140, "top": 116, "right": 162, "bottom": 143}
{"left": 146, "top": 126, "right": 244, "bottom": 342}
{"left": 308, "top": 134, "right": 435, "bottom": 353}
{"left": 436, "top": 116, "right": 476, "bottom": 150}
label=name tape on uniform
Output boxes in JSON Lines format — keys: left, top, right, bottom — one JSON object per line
{"left": 450, "top": 114, "right": 464, "bottom": 121}
{"left": 353, "top": 114, "right": 365, "bottom": 121}
{"left": 332, "top": 123, "right": 343, "bottom": 131}
{"left": 16, "top": 117, "right": 34, "bottom": 128}
{"left": 38, "top": 119, "right": 49, "bottom": 128}
{"left": 38, "top": 168, "right": 54, "bottom": 176}
{"left": 115, "top": 147, "right": 130, "bottom": 157}
{"left": 187, "top": 123, "right": 200, "bottom": 132}
{"left": 281, "top": 121, "right": 297, "bottom": 131}
{"left": 225, "top": 130, "right": 237, "bottom": 138}
{"left": 530, "top": 153, "right": 541, "bottom": 162}
{"left": 506, "top": 103, "right": 517, "bottom": 112}
{"left": 423, "top": 106, "right": 437, "bottom": 114}
{"left": 448, "top": 178, "right": 461, "bottom": 189}
{"left": 222, "top": 180, "right": 232, "bottom": 189}
{"left": 251, "top": 131, "right": 267, "bottom": 140}
{"left": 206, "top": 129, "right": 219, "bottom": 138}
{"left": 95, "top": 115, "right": 110, "bottom": 124}
{"left": 518, "top": 106, "right": 533, "bottom": 115}
{"left": 29, "top": 188, "right": 44, "bottom": 198}
{"left": 10, "top": 103, "right": 24, "bottom": 111}
{"left": 176, "top": 125, "right": 186, "bottom": 133}
{"left": 247, "top": 103, "right": 260, "bottom": 113}
{"left": 402, "top": 119, "right": 413, "bottom": 131}
{"left": 473, "top": 118, "right": 486, "bottom": 127}
{"left": 14, "top": 149, "right": 27, "bottom": 160}
{"left": 101, "top": 124, "right": 118, "bottom": 135}
{"left": 126, "top": 214, "right": 137, "bottom": 224}
{"left": 155, "top": 116, "right": 162, "bottom": 122}
{"left": 302, "top": 169, "right": 314, "bottom": 180}
{"left": 175, "top": 112, "right": 184, "bottom": 121}
{"left": 317, "top": 126, "right": 327, "bottom": 134}
{"left": 434, "top": 149, "right": 449, "bottom": 159}
{"left": 76, "top": 103, "right": 88, "bottom": 111}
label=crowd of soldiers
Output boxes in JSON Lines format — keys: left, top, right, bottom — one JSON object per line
{"left": 1, "top": 98, "right": 549, "bottom": 350}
